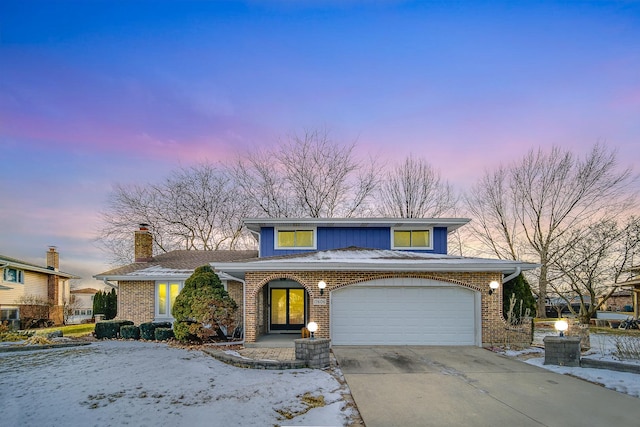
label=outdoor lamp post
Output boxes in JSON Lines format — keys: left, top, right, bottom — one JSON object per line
{"left": 318, "top": 280, "right": 326, "bottom": 296}
{"left": 555, "top": 319, "right": 569, "bottom": 337}
{"left": 307, "top": 321, "right": 318, "bottom": 339}
{"left": 489, "top": 281, "right": 500, "bottom": 295}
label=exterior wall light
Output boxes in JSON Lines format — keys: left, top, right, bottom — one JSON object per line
{"left": 307, "top": 321, "right": 318, "bottom": 339}
{"left": 318, "top": 280, "right": 327, "bottom": 296}
{"left": 555, "top": 319, "right": 569, "bottom": 337}
{"left": 489, "top": 281, "right": 500, "bottom": 295}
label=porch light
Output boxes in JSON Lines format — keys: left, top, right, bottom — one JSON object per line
{"left": 318, "top": 280, "right": 327, "bottom": 296}
{"left": 489, "top": 281, "right": 500, "bottom": 295}
{"left": 555, "top": 319, "right": 569, "bottom": 337}
{"left": 307, "top": 321, "right": 318, "bottom": 339}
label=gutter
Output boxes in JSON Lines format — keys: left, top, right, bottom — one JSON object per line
{"left": 103, "top": 278, "right": 119, "bottom": 290}
{"left": 502, "top": 266, "right": 521, "bottom": 284}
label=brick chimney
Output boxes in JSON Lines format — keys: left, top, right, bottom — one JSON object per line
{"left": 134, "top": 223, "right": 153, "bottom": 262}
{"left": 46, "top": 246, "right": 59, "bottom": 271}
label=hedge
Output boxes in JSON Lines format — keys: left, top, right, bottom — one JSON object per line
{"left": 120, "top": 325, "right": 140, "bottom": 340}
{"left": 140, "top": 322, "right": 172, "bottom": 340}
{"left": 155, "top": 328, "right": 174, "bottom": 341}
{"left": 95, "top": 320, "right": 134, "bottom": 339}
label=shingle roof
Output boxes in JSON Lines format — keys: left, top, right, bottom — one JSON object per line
{"left": 94, "top": 250, "right": 258, "bottom": 279}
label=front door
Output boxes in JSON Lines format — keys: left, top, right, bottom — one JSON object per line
{"left": 270, "top": 288, "right": 306, "bottom": 331}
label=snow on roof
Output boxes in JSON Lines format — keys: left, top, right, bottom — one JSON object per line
{"left": 212, "top": 247, "right": 539, "bottom": 275}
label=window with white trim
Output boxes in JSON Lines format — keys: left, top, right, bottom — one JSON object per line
{"left": 275, "top": 227, "right": 317, "bottom": 249}
{"left": 3, "top": 268, "right": 24, "bottom": 284}
{"left": 156, "top": 282, "right": 183, "bottom": 318}
{"left": 391, "top": 228, "right": 432, "bottom": 249}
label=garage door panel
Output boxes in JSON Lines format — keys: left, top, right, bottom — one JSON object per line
{"left": 331, "top": 279, "right": 478, "bottom": 346}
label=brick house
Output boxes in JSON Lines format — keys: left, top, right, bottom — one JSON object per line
{"left": 1, "top": 247, "right": 77, "bottom": 328}
{"left": 99, "top": 219, "right": 538, "bottom": 347}
{"left": 613, "top": 265, "right": 640, "bottom": 318}
{"left": 94, "top": 225, "right": 257, "bottom": 326}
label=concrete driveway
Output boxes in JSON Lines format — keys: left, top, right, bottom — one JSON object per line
{"left": 333, "top": 346, "right": 639, "bottom": 427}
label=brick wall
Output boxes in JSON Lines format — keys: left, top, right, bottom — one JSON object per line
{"left": 117, "top": 281, "right": 155, "bottom": 325}
{"left": 226, "top": 280, "right": 243, "bottom": 332}
{"left": 244, "top": 270, "right": 532, "bottom": 347}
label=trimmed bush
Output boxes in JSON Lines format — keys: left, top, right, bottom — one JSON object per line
{"left": 155, "top": 328, "right": 174, "bottom": 341}
{"left": 120, "top": 325, "right": 140, "bottom": 340}
{"left": 172, "top": 265, "right": 237, "bottom": 342}
{"left": 95, "top": 320, "right": 134, "bottom": 339}
{"left": 140, "top": 322, "right": 172, "bottom": 340}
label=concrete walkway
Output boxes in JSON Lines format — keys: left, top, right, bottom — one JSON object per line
{"left": 333, "top": 346, "right": 640, "bottom": 427}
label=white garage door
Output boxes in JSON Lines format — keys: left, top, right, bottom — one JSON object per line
{"left": 331, "top": 278, "right": 479, "bottom": 346}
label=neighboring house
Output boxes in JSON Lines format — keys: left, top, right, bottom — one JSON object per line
{"left": 614, "top": 265, "right": 640, "bottom": 318}
{"left": 67, "top": 288, "right": 100, "bottom": 324}
{"left": 97, "top": 220, "right": 538, "bottom": 347}
{"left": 0, "top": 247, "right": 77, "bottom": 328}
{"left": 599, "top": 290, "right": 633, "bottom": 313}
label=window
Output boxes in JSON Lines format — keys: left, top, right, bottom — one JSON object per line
{"left": 392, "top": 228, "right": 432, "bottom": 249}
{"left": 3, "top": 268, "right": 24, "bottom": 284}
{"left": 275, "top": 228, "right": 316, "bottom": 249}
{"left": 1, "top": 308, "right": 19, "bottom": 321}
{"left": 156, "top": 282, "right": 182, "bottom": 317}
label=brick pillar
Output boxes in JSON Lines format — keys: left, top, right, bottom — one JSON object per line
{"left": 135, "top": 224, "right": 153, "bottom": 262}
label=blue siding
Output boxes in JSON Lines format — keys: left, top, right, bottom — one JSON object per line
{"left": 259, "top": 225, "right": 449, "bottom": 257}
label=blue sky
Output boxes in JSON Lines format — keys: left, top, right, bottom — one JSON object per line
{"left": 1, "top": 1, "right": 639, "bottom": 287}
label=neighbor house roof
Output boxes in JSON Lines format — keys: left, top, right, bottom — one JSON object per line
{"left": 0, "top": 254, "right": 78, "bottom": 279}
{"left": 212, "top": 246, "right": 539, "bottom": 280}
{"left": 94, "top": 250, "right": 258, "bottom": 281}
{"left": 242, "top": 217, "right": 471, "bottom": 233}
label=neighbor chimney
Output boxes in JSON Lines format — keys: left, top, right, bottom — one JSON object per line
{"left": 134, "top": 223, "right": 153, "bottom": 262}
{"left": 47, "top": 246, "right": 59, "bottom": 271}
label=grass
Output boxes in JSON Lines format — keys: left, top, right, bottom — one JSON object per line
{"left": 34, "top": 323, "right": 95, "bottom": 337}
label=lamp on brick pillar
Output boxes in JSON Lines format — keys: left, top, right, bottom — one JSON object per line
{"left": 489, "top": 281, "right": 500, "bottom": 295}
{"left": 307, "top": 321, "right": 318, "bottom": 340}
{"left": 555, "top": 319, "right": 568, "bottom": 337}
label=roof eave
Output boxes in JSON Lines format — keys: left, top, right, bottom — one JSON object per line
{"left": 242, "top": 217, "right": 471, "bottom": 233}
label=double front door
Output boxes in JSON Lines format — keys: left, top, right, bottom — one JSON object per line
{"left": 270, "top": 288, "right": 306, "bottom": 331}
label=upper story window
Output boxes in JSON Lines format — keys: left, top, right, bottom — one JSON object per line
{"left": 275, "top": 228, "right": 316, "bottom": 249}
{"left": 3, "top": 268, "right": 24, "bottom": 284}
{"left": 391, "top": 228, "right": 432, "bottom": 249}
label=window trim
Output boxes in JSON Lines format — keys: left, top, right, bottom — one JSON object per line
{"left": 274, "top": 227, "right": 317, "bottom": 250}
{"left": 2, "top": 267, "right": 24, "bottom": 284}
{"left": 390, "top": 227, "right": 433, "bottom": 250}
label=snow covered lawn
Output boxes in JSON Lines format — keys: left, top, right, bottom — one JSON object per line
{"left": 0, "top": 341, "right": 354, "bottom": 426}
{"left": 501, "top": 330, "right": 640, "bottom": 399}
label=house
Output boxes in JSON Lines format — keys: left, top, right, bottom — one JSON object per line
{"left": 94, "top": 225, "right": 257, "bottom": 325}
{"left": 0, "top": 247, "right": 77, "bottom": 328}
{"left": 67, "top": 288, "right": 101, "bottom": 324}
{"left": 98, "top": 219, "right": 538, "bottom": 347}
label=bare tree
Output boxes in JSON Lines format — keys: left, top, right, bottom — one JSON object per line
{"left": 232, "top": 128, "right": 378, "bottom": 218}
{"left": 98, "top": 163, "right": 254, "bottom": 265}
{"left": 550, "top": 217, "right": 640, "bottom": 323}
{"left": 465, "top": 143, "right": 636, "bottom": 318}
{"left": 377, "top": 155, "right": 458, "bottom": 218}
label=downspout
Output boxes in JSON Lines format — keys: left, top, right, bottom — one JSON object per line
{"left": 502, "top": 266, "right": 521, "bottom": 284}
{"left": 102, "top": 278, "right": 119, "bottom": 290}
{"left": 249, "top": 229, "right": 261, "bottom": 257}
{"left": 218, "top": 273, "right": 246, "bottom": 346}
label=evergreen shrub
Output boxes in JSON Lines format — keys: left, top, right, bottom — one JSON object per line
{"left": 172, "top": 265, "right": 237, "bottom": 343}
{"left": 155, "top": 328, "right": 174, "bottom": 341}
{"left": 139, "top": 321, "right": 172, "bottom": 340}
{"left": 95, "top": 320, "right": 134, "bottom": 339}
{"left": 120, "top": 325, "right": 140, "bottom": 340}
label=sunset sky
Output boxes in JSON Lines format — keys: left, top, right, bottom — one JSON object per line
{"left": 1, "top": 0, "right": 639, "bottom": 287}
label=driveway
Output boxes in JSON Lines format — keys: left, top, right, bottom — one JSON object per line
{"left": 333, "top": 346, "right": 639, "bottom": 427}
